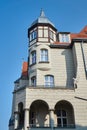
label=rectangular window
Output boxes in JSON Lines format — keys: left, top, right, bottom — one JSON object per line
{"left": 60, "top": 34, "right": 70, "bottom": 43}
{"left": 30, "top": 30, "right": 37, "bottom": 41}
{"left": 57, "top": 110, "right": 67, "bottom": 127}
{"left": 57, "top": 118, "right": 62, "bottom": 127}
{"left": 32, "top": 51, "right": 36, "bottom": 64}
{"left": 45, "top": 75, "right": 54, "bottom": 87}
{"left": 40, "top": 49, "right": 48, "bottom": 62}
{"left": 49, "top": 30, "right": 54, "bottom": 40}
{"left": 31, "top": 76, "right": 36, "bottom": 86}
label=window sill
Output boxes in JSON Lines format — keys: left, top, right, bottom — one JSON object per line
{"left": 39, "top": 61, "right": 49, "bottom": 63}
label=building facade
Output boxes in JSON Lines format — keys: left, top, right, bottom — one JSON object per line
{"left": 9, "top": 10, "right": 87, "bottom": 130}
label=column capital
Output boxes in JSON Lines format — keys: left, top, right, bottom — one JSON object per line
{"left": 49, "top": 109, "right": 54, "bottom": 111}
{"left": 24, "top": 108, "right": 30, "bottom": 111}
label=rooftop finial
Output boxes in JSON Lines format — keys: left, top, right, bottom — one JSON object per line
{"left": 40, "top": 8, "right": 45, "bottom": 17}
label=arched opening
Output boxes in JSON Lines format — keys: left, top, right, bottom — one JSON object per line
{"left": 54, "top": 100, "right": 75, "bottom": 128}
{"left": 30, "top": 100, "right": 49, "bottom": 127}
{"left": 18, "top": 102, "right": 24, "bottom": 128}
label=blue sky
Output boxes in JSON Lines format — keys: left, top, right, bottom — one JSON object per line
{"left": 0, "top": 0, "right": 87, "bottom": 130}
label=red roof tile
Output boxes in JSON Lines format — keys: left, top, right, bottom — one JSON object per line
{"left": 54, "top": 26, "right": 87, "bottom": 45}
{"left": 80, "top": 25, "right": 87, "bottom": 34}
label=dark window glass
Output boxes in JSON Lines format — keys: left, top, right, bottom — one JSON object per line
{"left": 32, "top": 51, "right": 36, "bottom": 64}
{"left": 31, "top": 76, "right": 36, "bottom": 86}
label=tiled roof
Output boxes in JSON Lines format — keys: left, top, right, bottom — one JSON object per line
{"left": 54, "top": 25, "right": 87, "bottom": 45}
{"left": 80, "top": 25, "right": 87, "bottom": 33}
{"left": 71, "top": 26, "right": 87, "bottom": 39}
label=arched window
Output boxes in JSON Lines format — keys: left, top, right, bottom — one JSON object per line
{"left": 31, "top": 51, "right": 36, "bottom": 64}
{"left": 40, "top": 49, "right": 48, "bottom": 62}
{"left": 55, "top": 100, "right": 75, "bottom": 128}
{"left": 57, "top": 109, "right": 67, "bottom": 127}
{"left": 45, "top": 75, "right": 54, "bottom": 87}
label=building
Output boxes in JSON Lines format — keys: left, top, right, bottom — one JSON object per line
{"left": 9, "top": 10, "right": 87, "bottom": 130}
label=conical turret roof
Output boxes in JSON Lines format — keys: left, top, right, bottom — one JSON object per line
{"left": 31, "top": 9, "right": 55, "bottom": 27}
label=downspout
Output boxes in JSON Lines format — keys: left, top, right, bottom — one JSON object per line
{"left": 80, "top": 40, "right": 87, "bottom": 78}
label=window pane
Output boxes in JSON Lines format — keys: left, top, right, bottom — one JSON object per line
{"left": 57, "top": 118, "right": 61, "bottom": 127}
{"left": 57, "top": 110, "right": 61, "bottom": 116}
{"left": 30, "top": 30, "right": 37, "bottom": 41}
{"left": 60, "top": 34, "right": 69, "bottom": 43}
{"left": 63, "top": 118, "right": 67, "bottom": 127}
{"left": 62, "top": 110, "right": 66, "bottom": 117}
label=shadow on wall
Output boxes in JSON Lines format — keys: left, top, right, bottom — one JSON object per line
{"left": 61, "top": 49, "right": 75, "bottom": 88}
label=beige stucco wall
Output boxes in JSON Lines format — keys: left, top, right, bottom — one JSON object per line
{"left": 10, "top": 41, "right": 87, "bottom": 130}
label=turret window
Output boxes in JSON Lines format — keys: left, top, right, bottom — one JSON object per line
{"left": 49, "top": 30, "right": 54, "bottom": 40}
{"left": 45, "top": 75, "right": 54, "bottom": 87}
{"left": 40, "top": 49, "right": 48, "bottom": 62}
{"left": 31, "top": 51, "right": 36, "bottom": 64}
{"left": 30, "top": 30, "right": 37, "bottom": 41}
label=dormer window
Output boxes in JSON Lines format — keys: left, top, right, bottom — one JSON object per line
{"left": 59, "top": 33, "right": 70, "bottom": 43}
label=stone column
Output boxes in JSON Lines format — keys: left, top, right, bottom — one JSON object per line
{"left": 14, "top": 111, "right": 19, "bottom": 130}
{"left": 49, "top": 109, "right": 54, "bottom": 128}
{"left": 24, "top": 109, "right": 29, "bottom": 130}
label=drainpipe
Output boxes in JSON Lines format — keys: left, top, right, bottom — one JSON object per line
{"left": 80, "top": 40, "right": 87, "bottom": 78}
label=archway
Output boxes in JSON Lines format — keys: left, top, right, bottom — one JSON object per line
{"left": 54, "top": 100, "right": 75, "bottom": 128}
{"left": 29, "top": 100, "right": 49, "bottom": 127}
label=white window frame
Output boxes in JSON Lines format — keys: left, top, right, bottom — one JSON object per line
{"left": 60, "top": 34, "right": 70, "bottom": 43}
{"left": 40, "top": 49, "right": 48, "bottom": 62}
{"left": 45, "top": 75, "right": 54, "bottom": 87}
